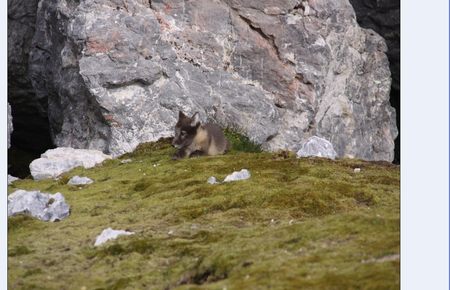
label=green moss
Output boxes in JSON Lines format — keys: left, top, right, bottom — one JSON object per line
{"left": 8, "top": 138, "right": 399, "bottom": 289}
{"left": 8, "top": 245, "right": 33, "bottom": 257}
{"left": 90, "top": 238, "right": 156, "bottom": 259}
{"left": 8, "top": 215, "right": 37, "bottom": 232}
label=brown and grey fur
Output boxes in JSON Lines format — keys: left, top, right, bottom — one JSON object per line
{"left": 171, "top": 111, "right": 230, "bottom": 160}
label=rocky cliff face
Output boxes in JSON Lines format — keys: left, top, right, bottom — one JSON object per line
{"left": 10, "top": 0, "right": 398, "bottom": 161}
{"left": 348, "top": 0, "right": 399, "bottom": 93}
{"left": 348, "top": 0, "right": 400, "bottom": 162}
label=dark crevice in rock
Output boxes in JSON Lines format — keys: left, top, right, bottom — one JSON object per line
{"left": 29, "top": 0, "right": 112, "bottom": 153}
{"left": 265, "top": 133, "right": 277, "bottom": 142}
{"left": 236, "top": 13, "right": 284, "bottom": 65}
{"left": 295, "top": 73, "right": 313, "bottom": 85}
{"left": 390, "top": 87, "right": 400, "bottom": 164}
{"left": 103, "top": 78, "right": 155, "bottom": 89}
{"left": 8, "top": 0, "right": 54, "bottom": 177}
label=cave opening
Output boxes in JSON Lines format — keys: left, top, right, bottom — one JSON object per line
{"left": 8, "top": 103, "right": 55, "bottom": 178}
{"left": 8, "top": 0, "right": 55, "bottom": 178}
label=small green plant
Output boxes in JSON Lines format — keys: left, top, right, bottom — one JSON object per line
{"left": 224, "top": 129, "right": 262, "bottom": 153}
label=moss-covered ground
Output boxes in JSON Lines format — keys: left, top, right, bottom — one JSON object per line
{"left": 8, "top": 138, "right": 399, "bottom": 290}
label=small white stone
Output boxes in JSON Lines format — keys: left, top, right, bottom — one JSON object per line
{"left": 223, "top": 169, "right": 251, "bottom": 182}
{"left": 289, "top": 219, "right": 294, "bottom": 225}
{"left": 68, "top": 176, "right": 93, "bottom": 185}
{"left": 168, "top": 230, "right": 174, "bottom": 235}
{"left": 354, "top": 168, "right": 361, "bottom": 173}
{"left": 207, "top": 176, "right": 219, "bottom": 184}
{"left": 94, "top": 228, "right": 134, "bottom": 246}
{"left": 120, "top": 159, "right": 132, "bottom": 164}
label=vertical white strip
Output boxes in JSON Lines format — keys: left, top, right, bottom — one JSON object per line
{"left": 401, "top": 0, "right": 449, "bottom": 289}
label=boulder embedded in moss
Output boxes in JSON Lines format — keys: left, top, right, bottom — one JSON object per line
{"left": 8, "top": 190, "right": 70, "bottom": 222}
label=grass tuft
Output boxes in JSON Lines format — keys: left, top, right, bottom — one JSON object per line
{"left": 224, "top": 129, "right": 262, "bottom": 153}
{"left": 8, "top": 245, "right": 33, "bottom": 257}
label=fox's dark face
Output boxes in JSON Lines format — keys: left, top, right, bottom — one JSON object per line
{"left": 172, "top": 111, "right": 201, "bottom": 148}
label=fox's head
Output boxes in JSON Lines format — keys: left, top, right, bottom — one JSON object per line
{"left": 172, "top": 111, "right": 201, "bottom": 148}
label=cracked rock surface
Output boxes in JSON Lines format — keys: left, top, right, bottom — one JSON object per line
{"left": 21, "top": 0, "right": 396, "bottom": 161}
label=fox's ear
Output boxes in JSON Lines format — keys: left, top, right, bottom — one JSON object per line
{"left": 191, "top": 112, "right": 200, "bottom": 127}
{"left": 178, "top": 111, "right": 186, "bottom": 119}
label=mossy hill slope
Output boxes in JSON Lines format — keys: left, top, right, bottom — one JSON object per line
{"left": 8, "top": 139, "right": 400, "bottom": 290}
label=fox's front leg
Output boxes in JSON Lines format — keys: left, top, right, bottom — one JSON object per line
{"left": 189, "top": 150, "right": 205, "bottom": 158}
{"left": 172, "top": 147, "right": 192, "bottom": 160}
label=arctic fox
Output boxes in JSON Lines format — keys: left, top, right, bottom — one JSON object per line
{"left": 171, "top": 111, "right": 230, "bottom": 160}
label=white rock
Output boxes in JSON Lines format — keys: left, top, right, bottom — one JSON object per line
{"left": 223, "top": 169, "right": 251, "bottom": 182}
{"left": 296, "top": 136, "right": 337, "bottom": 160}
{"left": 8, "top": 174, "right": 19, "bottom": 185}
{"left": 94, "top": 228, "right": 135, "bottom": 246}
{"left": 8, "top": 189, "right": 70, "bottom": 222}
{"left": 354, "top": 168, "right": 361, "bottom": 173}
{"left": 29, "top": 147, "right": 112, "bottom": 180}
{"left": 207, "top": 176, "right": 219, "bottom": 184}
{"left": 68, "top": 176, "right": 93, "bottom": 185}
{"left": 7, "top": 103, "right": 13, "bottom": 149}
{"left": 303, "top": 1, "right": 311, "bottom": 16}
{"left": 120, "top": 159, "right": 132, "bottom": 164}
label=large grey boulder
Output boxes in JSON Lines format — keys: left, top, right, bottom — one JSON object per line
{"left": 25, "top": 0, "right": 396, "bottom": 161}
{"left": 8, "top": 189, "right": 70, "bottom": 222}
{"left": 297, "top": 136, "right": 338, "bottom": 160}
{"left": 29, "top": 147, "right": 111, "bottom": 180}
